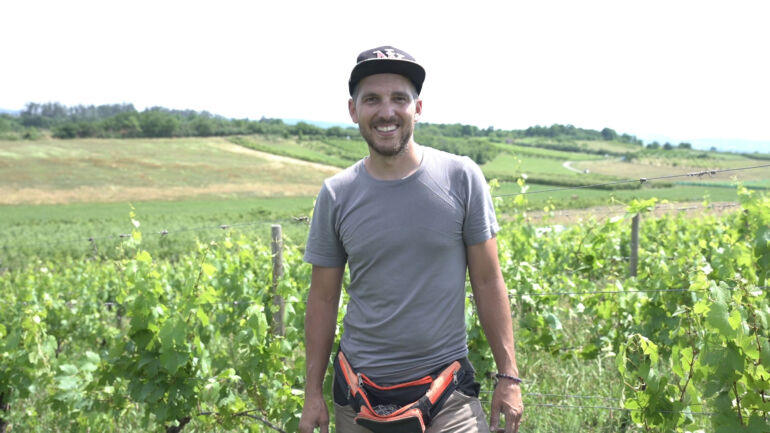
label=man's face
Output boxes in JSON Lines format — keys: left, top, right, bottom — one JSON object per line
{"left": 348, "top": 73, "right": 422, "bottom": 158}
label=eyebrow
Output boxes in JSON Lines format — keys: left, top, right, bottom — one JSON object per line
{"left": 359, "top": 90, "right": 412, "bottom": 100}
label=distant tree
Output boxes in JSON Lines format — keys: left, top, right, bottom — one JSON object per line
{"left": 21, "top": 102, "right": 67, "bottom": 127}
{"left": 139, "top": 110, "right": 179, "bottom": 137}
{"left": 293, "top": 121, "right": 324, "bottom": 136}
{"left": 326, "top": 126, "right": 345, "bottom": 138}
{"left": 461, "top": 124, "right": 479, "bottom": 137}
{"left": 678, "top": 142, "right": 692, "bottom": 149}
{"left": 191, "top": 116, "right": 216, "bottom": 136}
{"left": 601, "top": 127, "right": 617, "bottom": 141}
{"left": 101, "top": 112, "right": 142, "bottom": 137}
{"left": 52, "top": 121, "right": 97, "bottom": 138}
{"left": 663, "top": 142, "right": 673, "bottom": 150}
{"left": 647, "top": 141, "right": 661, "bottom": 149}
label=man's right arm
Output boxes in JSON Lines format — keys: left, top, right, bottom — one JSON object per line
{"left": 298, "top": 265, "right": 344, "bottom": 433}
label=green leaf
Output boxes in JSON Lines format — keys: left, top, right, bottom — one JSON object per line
{"left": 709, "top": 284, "right": 731, "bottom": 305}
{"left": 59, "top": 364, "right": 78, "bottom": 375}
{"left": 201, "top": 263, "right": 216, "bottom": 277}
{"left": 196, "top": 308, "right": 210, "bottom": 327}
{"left": 131, "top": 329, "right": 154, "bottom": 349}
{"left": 56, "top": 375, "right": 80, "bottom": 391}
{"left": 748, "top": 414, "right": 770, "bottom": 433}
{"left": 627, "top": 198, "right": 658, "bottom": 215}
{"left": 85, "top": 350, "right": 100, "bottom": 363}
{"left": 136, "top": 382, "right": 159, "bottom": 402}
{"left": 159, "top": 349, "right": 189, "bottom": 374}
{"left": 756, "top": 226, "right": 770, "bottom": 273}
{"left": 158, "top": 317, "right": 187, "bottom": 349}
{"left": 640, "top": 336, "right": 659, "bottom": 365}
{"left": 136, "top": 250, "right": 152, "bottom": 264}
{"left": 544, "top": 312, "right": 562, "bottom": 331}
{"left": 579, "top": 343, "right": 599, "bottom": 360}
{"left": 761, "top": 341, "right": 770, "bottom": 369}
{"left": 706, "top": 301, "right": 735, "bottom": 338}
{"left": 728, "top": 309, "right": 743, "bottom": 332}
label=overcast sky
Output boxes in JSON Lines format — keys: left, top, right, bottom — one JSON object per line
{"left": 1, "top": 0, "right": 768, "bottom": 151}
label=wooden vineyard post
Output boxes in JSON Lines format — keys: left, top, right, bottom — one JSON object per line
{"left": 630, "top": 214, "right": 640, "bottom": 277}
{"left": 271, "top": 224, "right": 286, "bottom": 337}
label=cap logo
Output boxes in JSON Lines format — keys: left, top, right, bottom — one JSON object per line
{"left": 373, "top": 48, "right": 405, "bottom": 60}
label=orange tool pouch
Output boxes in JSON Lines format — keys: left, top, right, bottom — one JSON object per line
{"left": 333, "top": 350, "right": 464, "bottom": 433}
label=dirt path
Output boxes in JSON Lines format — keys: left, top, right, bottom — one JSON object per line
{"left": 216, "top": 141, "right": 341, "bottom": 174}
{"left": 562, "top": 160, "right": 584, "bottom": 174}
{"left": 518, "top": 201, "right": 741, "bottom": 225}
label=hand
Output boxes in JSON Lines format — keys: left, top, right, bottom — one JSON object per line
{"left": 298, "top": 392, "right": 329, "bottom": 433}
{"left": 488, "top": 380, "right": 523, "bottom": 433}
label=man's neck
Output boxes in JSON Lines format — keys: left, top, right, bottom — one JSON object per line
{"left": 364, "top": 142, "right": 423, "bottom": 180}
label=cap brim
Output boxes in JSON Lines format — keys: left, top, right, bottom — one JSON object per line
{"left": 349, "top": 59, "right": 426, "bottom": 96}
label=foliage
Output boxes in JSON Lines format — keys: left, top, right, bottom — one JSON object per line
{"left": 0, "top": 196, "right": 315, "bottom": 272}
{"left": 523, "top": 124, "right": 643, "bottom": 146}
{"left": 1, "top": 188, "right": 767, "bottom": 432}
{"left": 0, "top": 114, "right": 42, "bottom": 140}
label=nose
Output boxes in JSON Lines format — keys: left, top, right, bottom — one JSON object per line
{"left": 377, "top": 101, "right": 398, "bottom": 121}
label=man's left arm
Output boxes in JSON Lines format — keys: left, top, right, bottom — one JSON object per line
{"left": 467, "top": 237, "right": 523, "bottom": 433}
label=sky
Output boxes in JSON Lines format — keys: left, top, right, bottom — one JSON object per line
{"left": 1, "top": 0, "right": 768, "bottom": 152}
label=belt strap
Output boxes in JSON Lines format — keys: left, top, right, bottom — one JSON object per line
{"left": 333, "top": 350, "right": 465, "bottom": 428}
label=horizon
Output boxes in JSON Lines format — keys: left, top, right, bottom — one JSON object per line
{"left": 2, "top": 1, "right": 768, "bottom": 153}
{"left": 3, "top": 104, "right": 767, "bottom": 154}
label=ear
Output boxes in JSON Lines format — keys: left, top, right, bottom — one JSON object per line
{"left": 413, "top": 98, "right": 422, "bottom": 123}
{"left": 348, "top": 98, "right": 359, "bottom": 124}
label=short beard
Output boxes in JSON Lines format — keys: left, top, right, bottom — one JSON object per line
{"left": 360, "top": 120, "right": 414, "bottom": 158}
{"left": 366, "top": 133, "right": 410, "bottom": 157}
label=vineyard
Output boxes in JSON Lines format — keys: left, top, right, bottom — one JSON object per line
{"left": 1, "top": 185, "right": 769, "bottom": 432}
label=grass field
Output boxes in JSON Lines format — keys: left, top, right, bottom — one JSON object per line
{"left": 482, "top": 153, "right": 643, "bottom": 190}
{"left": 229, "top": 135, "right": 368, "bottom": 168}
{"left": 0, "top": 136, "right": 343, "bottom": 269}
{"left": 0, "top": 137, "right": 340, "bottom": 204}
{"left": 514, "top": 137, "right": 643, "bottom": 155}
{"left": 494, "top": 181, "right": 743, "bottom": 209}
{"left": 1, "top": 134, "right": 765, "bottom": 270}
{"left": 0, "top": 195, "right": 316, "bottom": 270}
{"left": 492, "top": 141, "right": 605, "bottom": 161}
{"left": 573, "top": 153, "right": 770, "bottom": 187}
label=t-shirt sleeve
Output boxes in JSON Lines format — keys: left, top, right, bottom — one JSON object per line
{"left": 462, "top": 159, "right": 500, "bottom": 246}
{"left": 304, "top": 183, "right": 348, "bottom": 267}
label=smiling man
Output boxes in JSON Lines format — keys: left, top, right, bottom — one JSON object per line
{"left": 298, "top": 46, "right": 523, "bottom": 433}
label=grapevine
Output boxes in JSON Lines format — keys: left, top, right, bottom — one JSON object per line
{"left": 0, "top": 187, "right": 767, "bottom": 432}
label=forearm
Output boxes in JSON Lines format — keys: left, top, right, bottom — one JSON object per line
{"left": 474, "top": 279, "right": 519, "bottom": 376}
{"left": 304, "top": 297, "right": 338, "bottom": 394}
{"left": 304, "top": 267, "right": 343, "bottom": 396}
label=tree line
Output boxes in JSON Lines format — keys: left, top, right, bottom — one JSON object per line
{"left": 521, "top": 124, "right": 643, "bottom": 145}
{"left": 0, "top": 102, "right": 360, "bottom": 140}
{"left": 0, "top": 102, "right": 644, "bottom": 154}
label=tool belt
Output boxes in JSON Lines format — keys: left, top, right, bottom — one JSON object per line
{"left": 333, "top": 350, "right": 466, "bottom": 433}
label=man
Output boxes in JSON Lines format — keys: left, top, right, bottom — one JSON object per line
{"left": 298, "top": 46, "right": 523, "bottom": 433}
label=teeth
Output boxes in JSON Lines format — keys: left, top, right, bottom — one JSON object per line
{"left": 376, "top": 125, "right": 397, "bottom": 132}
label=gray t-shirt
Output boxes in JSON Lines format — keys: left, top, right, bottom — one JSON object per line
{"left": 304, "top": 146, "right": 499, "bottom": 382}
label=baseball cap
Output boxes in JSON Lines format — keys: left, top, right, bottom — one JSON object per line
{"left": 348, "top": 45, "right": 426, "bottom": 96}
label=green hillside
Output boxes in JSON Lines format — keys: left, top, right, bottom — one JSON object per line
{"left": 1, "top": 107, "right": 768, "bottom": 269}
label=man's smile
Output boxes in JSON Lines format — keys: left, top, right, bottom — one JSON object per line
{"left": 375, "top": 124, "right": 398, "bottom": 133}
